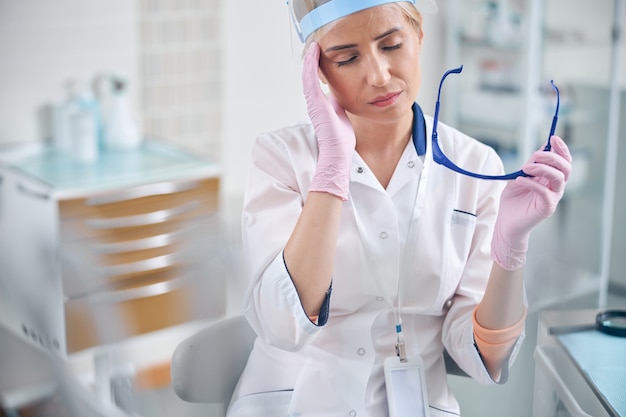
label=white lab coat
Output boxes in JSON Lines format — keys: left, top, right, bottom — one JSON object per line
{"left": 229, "top": 114, "right": 525, "bottom": 417}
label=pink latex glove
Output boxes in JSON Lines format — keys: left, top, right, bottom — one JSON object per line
{"left": 492, "top": 135, "right": 572, "bottom": 270}
{"left": 302, "top": 42, "right": 356, "bottom": 201}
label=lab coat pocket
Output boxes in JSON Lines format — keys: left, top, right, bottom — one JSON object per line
{"left": 449, "top": 209, "right": 477, "bottom": 266}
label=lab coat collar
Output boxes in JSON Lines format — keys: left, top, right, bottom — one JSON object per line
{"left": 412, "top": 102, "right": 427, "bottom": 157}
{"left": 350, "top": 102, "right": 427, "bottom": 192}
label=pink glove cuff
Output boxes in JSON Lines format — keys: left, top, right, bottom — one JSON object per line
{"left": 309, "top": 164, "right": 350, "bottom": 201}
{"left": 491, "top": 223, "right": 528, "bottom": 271}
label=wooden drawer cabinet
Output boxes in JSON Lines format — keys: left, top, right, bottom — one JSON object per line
{"left": 0, "top": 142, "right": 225, "bottom": 357}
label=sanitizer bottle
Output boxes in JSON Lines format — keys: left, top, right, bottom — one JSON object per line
{"left": 66, "top": 79, "right": 101, "bottom": 162}
{"left": 102, "top": 75, "right": 142, "bottom": 152}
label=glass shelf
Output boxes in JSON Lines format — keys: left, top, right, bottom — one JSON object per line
{"left": 0, "top": 140, "right": 219, "bottom": 197}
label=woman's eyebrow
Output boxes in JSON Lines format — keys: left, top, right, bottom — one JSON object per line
{"left": 324, "top": 27, "right": 403, "bottom": 53}
{"left": 374, "top": 27, "right": 401, "bottom": 41}
{"left": 325, "top": 43, "right": 357, "bottom": 53}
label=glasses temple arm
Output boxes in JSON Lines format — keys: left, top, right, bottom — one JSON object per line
{"left": 545, "top": 80, "right": 560, "bottom": 151}
{"left": 433, "top": 65, "right": 464, "bottom": 131}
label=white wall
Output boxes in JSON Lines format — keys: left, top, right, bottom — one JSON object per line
{"left": 219, "top": 0, "right": 307, "bottom": 214}
{"left": 0, "top": 1, "right": 138, "bottom": 146}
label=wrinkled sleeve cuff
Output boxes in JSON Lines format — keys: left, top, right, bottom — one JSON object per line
{"left": 282, "top": 252, "right": 332, "bottom": 327}
{"left": 310, "top": 284, "right": 332, "bottom": 326}
{"left": 472, "top": 306, "right": 527, "bottom": 382}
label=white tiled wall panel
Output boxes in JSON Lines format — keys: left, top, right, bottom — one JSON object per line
{"left": 138, "top": 0, "right": 221, "bottom": 159}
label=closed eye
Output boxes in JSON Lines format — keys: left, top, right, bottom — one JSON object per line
{"left": 383, "top": 43, "right": 402, "bottom": 51}
{"left": 336, "top": 55, "right": 358, "bottom": 67}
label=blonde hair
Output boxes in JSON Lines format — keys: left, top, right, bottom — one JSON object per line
{"left": 300, "top": 1, "right": 423, "bottom": 50}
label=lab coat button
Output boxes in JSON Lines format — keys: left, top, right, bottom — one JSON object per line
{"left": 379, "top": 231, "right": 388, "bottom": 239}
{"left": 407, "top": 160, "right": 415, "bottom": 168}
{"left": 376, "top": 296, "right": 384, "bottom": 302}
{"left": 357, "top": 347, "right": 366, "bottom": 356}
{"left": 444, "top": 298, "right": 453, "bottom": 310}
{"left": 356, "top": 166, "right": 364, "bottom": 174}
{"left": 349, "top": 410, "right": 357, "bottom": 417}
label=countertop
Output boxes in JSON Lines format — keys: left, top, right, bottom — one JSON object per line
{"left": 537, "top": 309, "right": 626, "bottom": 417}
{"left": 0, "top": 140, "right": 219, "bottom": 198}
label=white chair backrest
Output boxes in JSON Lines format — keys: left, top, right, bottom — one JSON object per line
{"left": 171, "top": 315, "right": 256, "bottom": 405}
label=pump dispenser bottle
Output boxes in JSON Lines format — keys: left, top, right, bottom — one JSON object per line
{"left": 66, "top": 79, "right": 101, "bottom": 162}
{"left": 102, "top": 75, "right": 142, "bottom": 151}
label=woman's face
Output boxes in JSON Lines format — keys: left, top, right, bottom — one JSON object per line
{"left": 315, "top": 5, "right": 423, "bottom": 123}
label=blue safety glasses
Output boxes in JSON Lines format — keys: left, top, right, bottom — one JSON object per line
{"left": 432, "top": 65, "right": 560, "bottom": 180}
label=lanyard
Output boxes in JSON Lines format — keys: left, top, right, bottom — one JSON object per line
{"left": 350, "top": 103, "right": 431, "bottom": 361}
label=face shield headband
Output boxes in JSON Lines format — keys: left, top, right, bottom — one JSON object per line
{"left": 288, "top": 0, "right": 435, "bottom": 43}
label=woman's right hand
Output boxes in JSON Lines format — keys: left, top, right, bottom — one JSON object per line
{"left": 303, "top": 42, "right": 356, "bottom": 201}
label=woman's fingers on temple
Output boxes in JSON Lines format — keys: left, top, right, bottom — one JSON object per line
{"left": 303, "top": 42, "right": 322, "bottom": 99}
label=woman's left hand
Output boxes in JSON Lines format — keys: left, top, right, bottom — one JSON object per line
{"left": 491, "top": 135, "right": 573, "bottom": 270}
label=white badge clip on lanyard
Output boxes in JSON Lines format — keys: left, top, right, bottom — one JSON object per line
{"left": 385, "top": 320, "right": 431, "bottom": 417}
{"left": 396, "top": 322, "right": 407, "bottom": 362}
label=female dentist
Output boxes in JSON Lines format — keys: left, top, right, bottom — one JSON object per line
{"left": 230, "top": 1, "right": 572, "bottom": 416}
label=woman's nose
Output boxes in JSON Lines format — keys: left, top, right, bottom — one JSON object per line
{"left": 365, "top": 54, "right": 391, "bottom": 87}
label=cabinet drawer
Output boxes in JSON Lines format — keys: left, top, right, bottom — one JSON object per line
{"left": 64, "top": 272, "right": 221, "bottom": 353}
{"left": 65, "top": 288, "right": 189, "bottom": 353}
{"left": 61, "top": 218, "right": 219, "bottom": 298}
{"left": 58, "top": 177, "right": 219, "bottom": 242}
{"left": 62, "top": 243, "right": 183, "bottom": 297}
{"left": 59, "top": 177, "right": 219, "bottom": 219}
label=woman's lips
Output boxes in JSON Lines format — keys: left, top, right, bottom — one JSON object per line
{"left": 369, "top": 92, "right": 402, "bottom": 107}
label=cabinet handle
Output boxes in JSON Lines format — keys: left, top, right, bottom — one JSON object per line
{"left": 91, "top": 228, "right": 190, "bottom": 254}
{"left": 86, "top": 180, "right": 200, "bottom": 206}
{"left": 86, "top": 201, "right": 198, "bottom": 229}
{"left": 100, "top": 253, "right": 178, "bottom": 277}
{"left": 66, "top": 275, "right": 190, "bottom": 304}
{"left": 17, "top": 182, "right": 50, "bottom": 200}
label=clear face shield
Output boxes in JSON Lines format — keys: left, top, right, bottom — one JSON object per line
{"left": 287, "top": 0, "right": 437, "bottom": 43}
